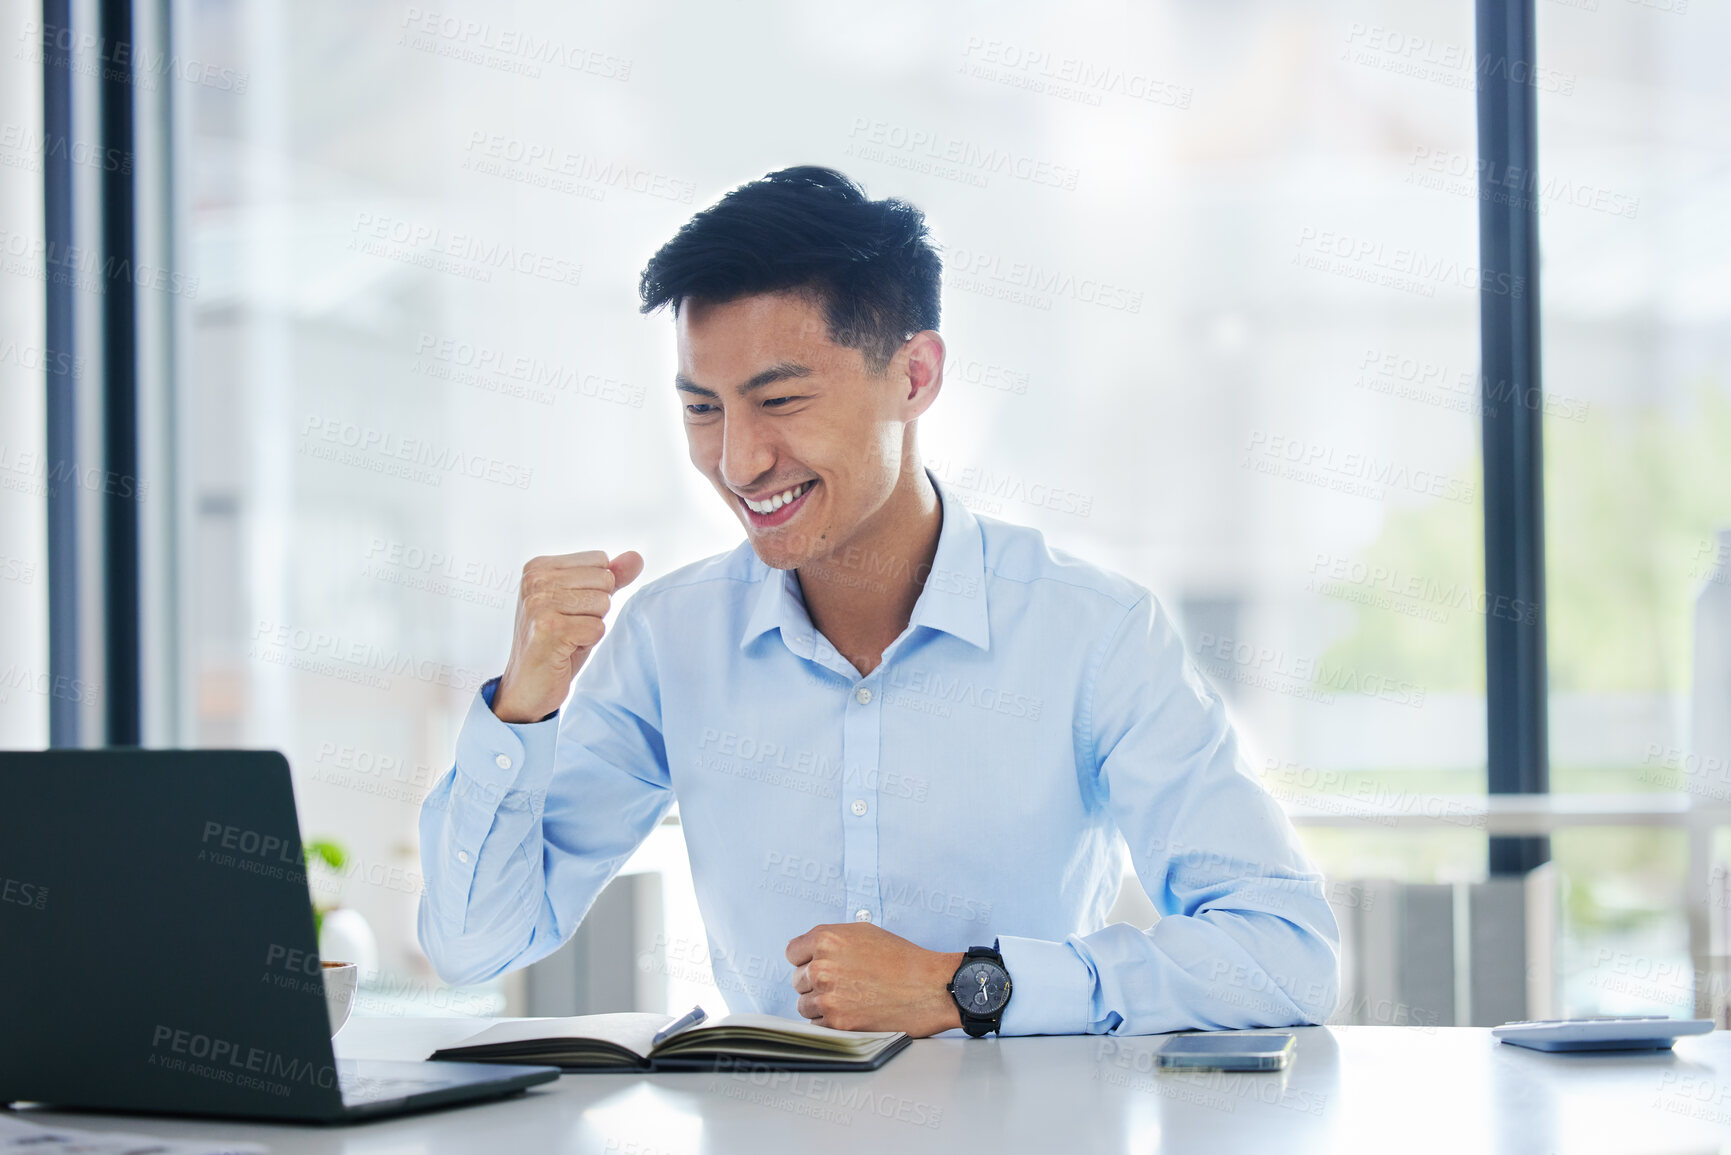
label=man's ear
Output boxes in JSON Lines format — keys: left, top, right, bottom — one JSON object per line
{"left": 900, "top": 330, "right": 945, "bottom": 419}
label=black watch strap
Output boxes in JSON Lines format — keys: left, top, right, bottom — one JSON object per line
{"left": 949, "top": 941, "right": 1012, "bottom": 1037}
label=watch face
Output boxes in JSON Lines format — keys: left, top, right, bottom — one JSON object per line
{"left": 952, "top": 960, "right": 1010, "bottom": 1015}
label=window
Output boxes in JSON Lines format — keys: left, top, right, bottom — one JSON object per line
{"left": 174, "top": 0, "right": 1499, "bottom": 1014}
{"left": 1537, "top": 0, "right": 1731, "bottom": 1016}
{"left": 0, "top": 0, "right": 49, "bottom": 748}
{"left": 8, "top": 0, "right": 1711, "bottom": 1021}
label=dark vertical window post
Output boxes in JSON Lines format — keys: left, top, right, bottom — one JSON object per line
{"left": 100, "top": 0, "right": 142, "bottom": 745}
{"left": 1476, "top": 0, "right": 1550, "bottom": 875}
{"left": 43, "top": 0, "right": 80, "bottom": 747}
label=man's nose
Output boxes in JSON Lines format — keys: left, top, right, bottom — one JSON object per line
{"left": 718, "top": 413, "right": 775, "bottom": 491}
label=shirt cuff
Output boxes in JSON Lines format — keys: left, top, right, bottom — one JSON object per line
{"left": 449, "top": 677, "right": 561, "bottom": 810}
{"left": 995, "top": 934, "right": 1098, "bottom": 1036}
{"left": 480, "top": 675, "right": 559, "bottom": 723}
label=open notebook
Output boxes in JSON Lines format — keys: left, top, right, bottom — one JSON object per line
{"left": 428, "top": 1011, "right": 912, "bottom": 1072}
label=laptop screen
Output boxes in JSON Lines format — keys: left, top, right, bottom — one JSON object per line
{"left": 0, "top": 749, "right": 345, "bottom": 1121}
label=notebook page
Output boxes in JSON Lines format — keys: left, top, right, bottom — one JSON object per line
{"left": 446, "top": 1012, "right": 670, "bottom": 1059}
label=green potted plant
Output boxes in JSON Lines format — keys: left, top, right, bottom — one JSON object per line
{"left": 303, "top": 837, "right": 379, "bottom": 979}
{"left": 303, "top": 838, "right": 348, "bottom": 937}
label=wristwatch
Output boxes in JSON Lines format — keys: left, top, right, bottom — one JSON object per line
{"left": 948, "top": 941, "right": 1012, "bottom": 1037}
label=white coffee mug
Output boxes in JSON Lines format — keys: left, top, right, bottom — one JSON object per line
{"left": 321, "top": 960, "right": 359, "bottom": 1035}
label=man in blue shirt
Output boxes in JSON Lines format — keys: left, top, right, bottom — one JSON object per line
{"left": 418, "top": 166, "right": 1339, "bottom": 1037}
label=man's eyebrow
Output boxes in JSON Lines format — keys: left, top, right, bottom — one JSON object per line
{"left": 741, "top": 362, "right": 813, "bottom": 393}
{"left": 674, "top": 362, "right": 813, "bottom": 397}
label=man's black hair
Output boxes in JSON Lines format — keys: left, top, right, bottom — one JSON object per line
{"left": 638, "top": 165, "right": 941, "bottom": 373}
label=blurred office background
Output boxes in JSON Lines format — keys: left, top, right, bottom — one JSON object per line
{"left": 2, "top": 0, "right": 1728, "bottom": 1024}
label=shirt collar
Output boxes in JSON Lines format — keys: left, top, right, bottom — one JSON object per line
{"left": 739, "top": 470, "right": 990, "bottom": 654}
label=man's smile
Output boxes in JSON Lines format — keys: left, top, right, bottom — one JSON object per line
{"left": 738, "top": 479, "right": 817, "bottom": 528}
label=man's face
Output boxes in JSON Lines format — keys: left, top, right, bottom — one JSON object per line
{"left": 675, "top": 292, "right": 933, "bottom": 570}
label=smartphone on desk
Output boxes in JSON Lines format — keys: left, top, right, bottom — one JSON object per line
{"left": 1155, "top": 1032, "right": 1296, "bottom": 1071}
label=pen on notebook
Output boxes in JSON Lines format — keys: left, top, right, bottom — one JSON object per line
{"left": 653, "top": 1005, "right": 709, "bottom": 1047}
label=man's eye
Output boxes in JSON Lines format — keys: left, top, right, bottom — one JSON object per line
{"left": 685, "top": 403, "right": 718, "bottom": 415}
{"left": 763, "top": 396, "right": 799, "bottom": 408}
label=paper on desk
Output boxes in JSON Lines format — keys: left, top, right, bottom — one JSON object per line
{"left": 0, "top": 1114, "right": 268, "bottom": 1155}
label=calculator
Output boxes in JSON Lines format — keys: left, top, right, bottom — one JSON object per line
{"left": 1491, "top": 1016, "right": 1714, "bottom": 1052}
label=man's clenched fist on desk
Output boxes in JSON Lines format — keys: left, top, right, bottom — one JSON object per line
{"left": 787, "top": 923, "right": 965, "bottom": 1036}
{"left": 491, "top": 549, "right": 644, "bottom": 724}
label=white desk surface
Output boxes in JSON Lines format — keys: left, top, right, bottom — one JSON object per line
{"left": 10, "top": 1017, "right": 1731, "bottom": 1153}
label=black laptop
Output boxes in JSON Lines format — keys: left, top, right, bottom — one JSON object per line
{"left": 0, "top": 749, "right": 560, "bottom": 1123}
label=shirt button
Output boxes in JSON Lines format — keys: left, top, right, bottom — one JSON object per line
{"left": 855, "top": 687, "right": 872, "bottom": 704}
{"left": 494, "top": 753, "right": 512, "bottom": 770}
{"left": 851, "top": 798, "right": 868, "bottom": 816}
{"left": 456, "top": 850, "right": 471, "bottom": 864}
{"left": 854, "top": 908, "right": 872, "bottom": 923}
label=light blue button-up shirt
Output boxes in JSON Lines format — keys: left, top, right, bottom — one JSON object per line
{"left": 418, "top": 476, "right": 1339, "bottom": 1035}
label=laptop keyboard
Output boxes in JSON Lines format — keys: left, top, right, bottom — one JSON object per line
{"left": 340, "top": 1071, "right": 453, "bottom": 1104}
